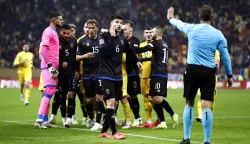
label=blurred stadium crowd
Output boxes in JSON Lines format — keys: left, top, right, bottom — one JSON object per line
{"left": 0, "top": 0, "right": 249, "bottom": 72}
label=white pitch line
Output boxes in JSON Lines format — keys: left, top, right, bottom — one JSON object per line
{"left": 4, "top": 120, "right": 200, "bottom": 144}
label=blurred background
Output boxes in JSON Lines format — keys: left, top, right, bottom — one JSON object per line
{"left": 0, "top": 0, "right": 249, "bottom": 81}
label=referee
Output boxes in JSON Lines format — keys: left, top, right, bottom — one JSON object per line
{"left": 167, "top": 5, "right": 233, "bottom": 144}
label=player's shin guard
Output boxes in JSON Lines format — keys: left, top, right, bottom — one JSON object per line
{"left": 52, "top": 91, "right": 60, "bottom": 115}
{"left": 96, "top": 101, "right": 105, "bottom": 123}
{"left": 202, "top": 109, "right": 212, "bottom": 143}
{"left": 197, "top": 100, "right": 202, "bottom": 117}
{"left": 67, "top": 98, "right": 75, "bottom": 118}
{"left": 183, "top": 106, "right": 193, "bottom": 139}
{"left": 60, "top": 94, "right": 67, "bottom": 118}
{"left": 122, "top": 101, "right": 131, "bottom": 123}
{"left": 161, "top": 99, "right": 174, "bottom": 117}
{"left": 154, "top": 104, "right": 165, "bottom": 122}
{"left": 24, "top": 88, "right": 30, "bottom": 101}
{"left": 86, "top": 103, "right": 94, "bottom": 120}
{"left": 131, "top": 96, "right": 140, "bottom": 119}
{"left": 106, "top": 108, "right": 117, "bottom": 135}
{"left": 143, "top": 96, "right": 152, "bottom": 121}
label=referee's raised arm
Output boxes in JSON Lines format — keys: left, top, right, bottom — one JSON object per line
{"left": 167, "top": 5, "right": 233, "bottom": 144}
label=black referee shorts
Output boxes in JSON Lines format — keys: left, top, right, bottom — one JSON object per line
{"left": 102, "top": 80, "right": 123, "bottom": 101}
{"left": 183, "top": 64, "right": 216, "bottom": 102}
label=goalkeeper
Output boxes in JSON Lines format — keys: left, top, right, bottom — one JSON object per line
{"left": 34, "top": 12, "right": 62, "bottom": 128}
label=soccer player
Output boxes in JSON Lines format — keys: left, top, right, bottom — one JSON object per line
{"left": 76, "top": 19, "right": 102, "bottom": 129}
{"left": 48, "top": 24, "right": 78, "bottom": 128}
{"left": 137, "top": 27, "right": 156, "bottom": 128}
{"left": 196, "top": 50, "right": 220, "bottom": 122}
{"left": 34, "top": 12, "right": 63, "bottom": 129}
{"left": 135, "top": 26, "right": 179, "bottom": 129}
{"left": 122, "top": 20, "right": 142, "bottom": 127}
{"left": 167, "top": 6, "right": 233, "bottom": 144}
{"left": 98, "top": 15, "right": 142, "bottom": 139}
{"left": 77, "top": 22, "right": 89, "bottom": 125}
{"left": 13, "top": 44, "right": 34, "bottom": 105}
{"left": 69, "top": 23, "right": 76, "bottom": 37}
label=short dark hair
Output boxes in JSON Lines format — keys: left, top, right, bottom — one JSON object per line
{"left": 50, "top": 12, "right": 61, "bottom": 20}
{"left": 199, "top": 5, "right": 213, "bottom": 21}
{"left": 86, "top": 19, "right": 99, "bottom": 27}
{"left": 110, "top": 14, "right": 123, "bottom": 23}
{"left": 144, "top": 27, "right": 152, "bottom": 31}
{"left": 68, "top": 23, "right": 76, "bottom": 29}
{"left": 123, "top": 20, "right": 134, "bottom": 28}
{"left": 61, "top": 24, "right": 71, "bottom": 30}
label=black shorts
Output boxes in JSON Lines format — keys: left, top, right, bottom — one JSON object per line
{"left": 183, "top": 64, "right": 216, "bottom": 101}
{"left": 57, "top": 79, "right": 69, "bottom": 95}
{"left": 149, "top": 76, "right": 168, "bottom": 97}
{"left": 68, "top": 78, "right": 78, "bottom": 92}
{"left": 127, "top": 75, "right": 141, "bottom": 95}
{"left": 83, "top": 79, "right": 103, "bottom": 98}
{"left": 102, "top": 80, "right": 123, "bottom": 101}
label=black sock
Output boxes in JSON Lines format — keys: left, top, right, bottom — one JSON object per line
{"left": 106, "top": 108, "right": 117, "bottom": 135}
{"left": 100, "top": 113, "right": 109, "bottom": 133}
{"left": 161, "top": 99, "right": 174, "bottom": 117}
{"left": 52, "top": 91, "right": 60, "bottom": 115}
{"left": 72, "top": 95, "right": 76, "bottom": 115}
{"left": 96, "top": 101, "right": 104, "bottom": 123}
{"left": 60, "top": 94, "right": 67, "bottom": 118}
{"left": 114, "top": 101, "right": 119, "bottom": 116}
{"left": 131, "top": 96, "right": 140, "bottom": 119}
{"left": 154, "top": 104, "right": 165, "bottom": 122}
{"left": 67, "top": 98, "right": 75, "bottom": 118}
{"left": 86, "top": 103, "right": 94, "bottom": 120}
{"left": 77, "top": 91, "right": 88, "bottom": 117}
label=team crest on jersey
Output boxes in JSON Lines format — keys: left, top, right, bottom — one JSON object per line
{"left": 134, "top": 44, "right": 138, "bottom": 47}
{"left": 106, "top": 89, "right": 110, "bottom": 95}
{"left": 87, "top": 43, "right": 90, "bottom": 46}
{"left": 70, "top": 44, "right": 74, "bottom": 48}
{"left": 99, "top": 39, "right": 104, "bottom": 45}
{"left": 44, "top": 37, "right": 49, "bottom": 42}
{"left": 120, "top": 40, "right": 124, "bottom": 46}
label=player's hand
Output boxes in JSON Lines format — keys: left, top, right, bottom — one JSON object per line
{"left": 75, "top": 71, "right": 79, "bottom": 80}
{"left": 227, "top": 78, "right": 233, "bottom": 88}
{"left": 85, "top": 52, "right": 95, "bottom": 59}
{"left": 167, "top": 7, "right": 174, "bottom": 20}
{"left": 101, "top": 28, "right": 109, "bottom": 33}
{"left": 48, "top": 63, "right": 59, "bottom": 79}
{"left": 110, "top": 26, "right": 116, "bottom": 37}
{"left": 137, "top": 62, "right": 143, "bottom": 72}
{"left": 62, "top": 62, "right": 68, "bottom": 68}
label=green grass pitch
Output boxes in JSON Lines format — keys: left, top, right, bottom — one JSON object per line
{"left": 0, "top": 88, "right": 249, "bottom": 144}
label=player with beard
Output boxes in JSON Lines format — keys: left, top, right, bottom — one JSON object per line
{"left": 121, "top": 20, "right": 142, "bottom": 127}
{"left": 34, "top": 12, "right": 63, "bottom": 129}
{"left": 98, "top": 15, "right": 142, "bottom": 139}
{"left": 135, "top": 26, "right": 179, "bottom": 129}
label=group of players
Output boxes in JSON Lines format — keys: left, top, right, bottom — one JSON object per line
{"left": 13, "top": 5, "right": 233, "bottom": 143}
{"left": 32, "top": 12, "right": 180, "bottom": 139}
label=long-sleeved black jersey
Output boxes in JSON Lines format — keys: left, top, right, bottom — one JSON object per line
{"left": 126, "top": 36, "right": 140, "bottom": 76}
{"left": 58, "top": 37, "right": 77, "bottom": 78}
{"left": 76, "top": 36, "right": 100, "bottom": 78}
{"left": 98, "top": 32, "right": 139, "bottom": 80}
{"left": 135, "top": 39, "right": 168, "bottom": 78}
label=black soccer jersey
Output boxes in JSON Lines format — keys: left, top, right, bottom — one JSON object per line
{"left": 58, "top": 37, "right": 77, "bottom": 78}
{"left": 135, "top": 39, "right": 168, "bottom": 78}
{"left": 98, "top": 32, "right": 139, "bottom": 80}
{"left": 76, "top": 36, "right": 100, "bottom": 78}
{"left": 126, "top": 36, "right": 140, "bottom": 75}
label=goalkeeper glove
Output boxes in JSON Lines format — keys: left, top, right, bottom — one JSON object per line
{"left": 48, "top": 62, "right": 59, "bottom": 78}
